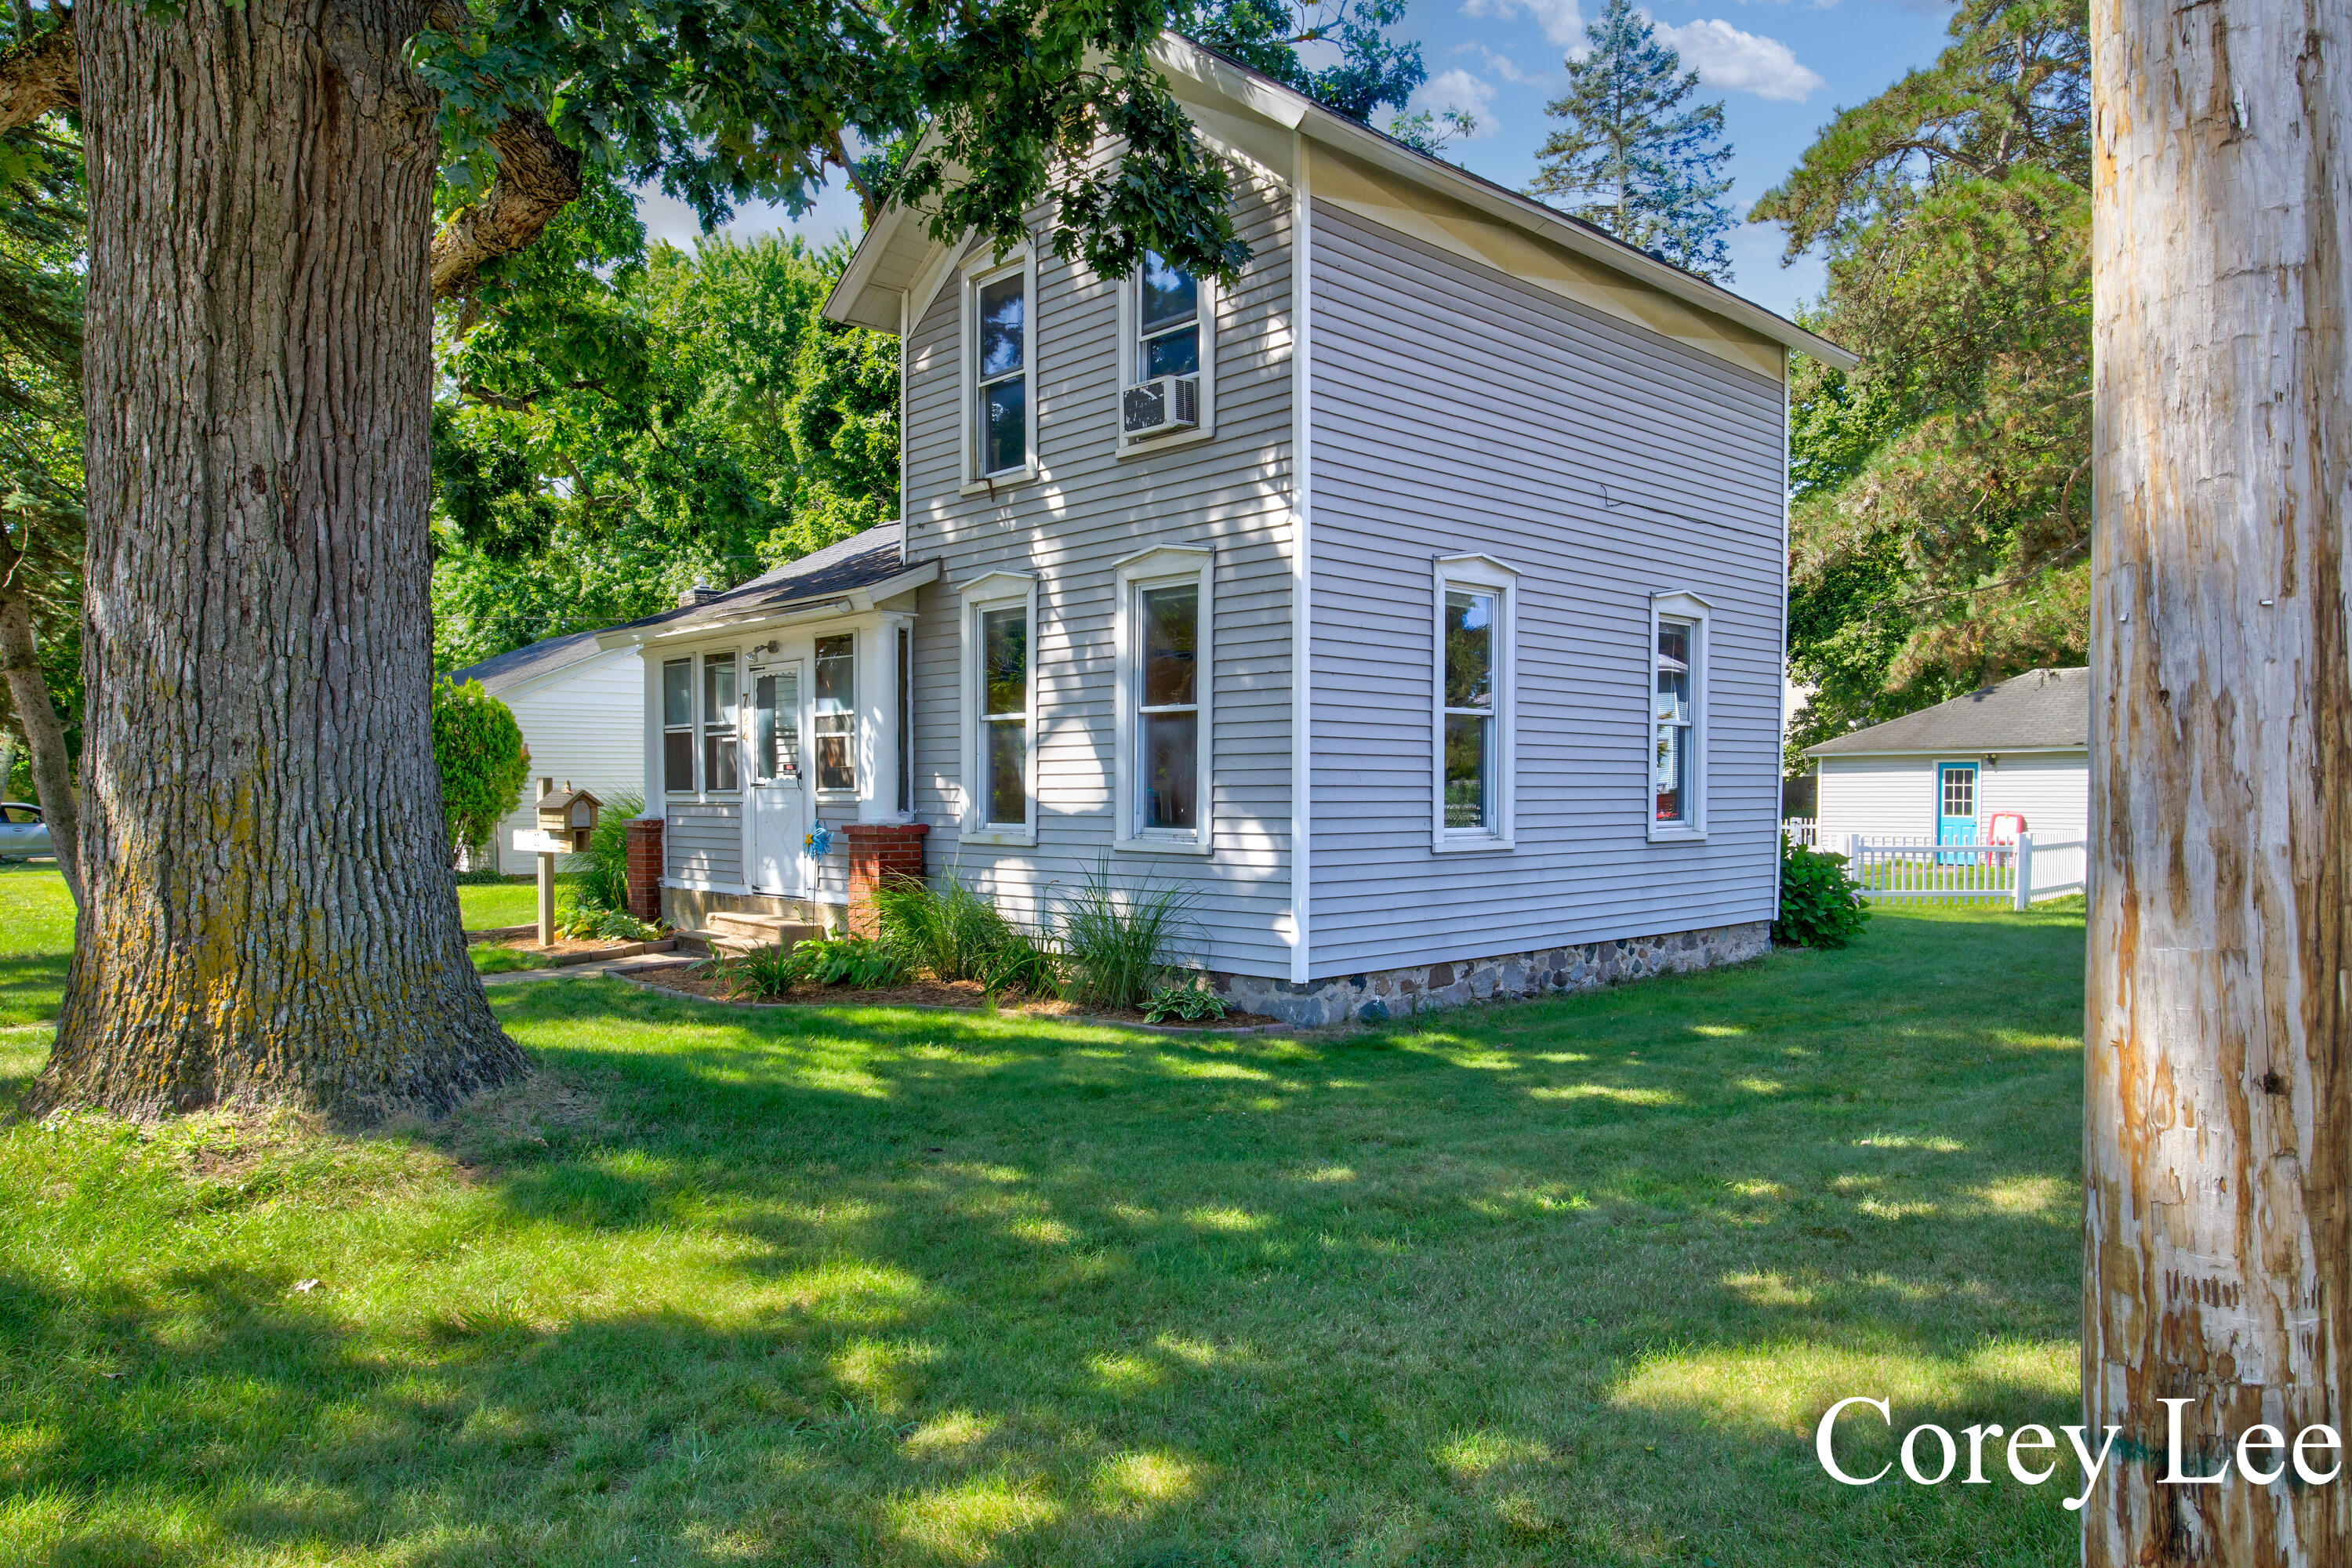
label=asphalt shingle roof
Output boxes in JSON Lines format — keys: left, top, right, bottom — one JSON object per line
{"left": 606, "top": 521, "right": 913, "bottom": 638}
{"left": 443, "top": 628, "right": 612, "bottom": 696}
{"left": 1804, "top": 666, "right": 2089, "bottom": 757}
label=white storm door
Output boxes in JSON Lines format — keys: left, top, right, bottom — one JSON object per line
{"left": 746, "top": 661, "right": 807, "bottom": 896}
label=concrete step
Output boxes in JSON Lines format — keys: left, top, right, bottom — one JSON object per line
{"left": 705, "top": 910, "right": 822, "bottom": 947}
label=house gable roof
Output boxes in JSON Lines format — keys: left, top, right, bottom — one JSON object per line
{"left": 1804, "top": 667, "right": 2090, "bottom": 758}
{"left": 825, "top": 34, "right": 1857, "bottom": 375}
{"left": 443, "top": 628, "right": 619, "bottom": 698}
{"left": 593, "top": 521, "right": 936, "bottom": 648}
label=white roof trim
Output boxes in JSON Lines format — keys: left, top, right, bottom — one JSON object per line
{"left": 593, "top": 561, "right": 942, "bottom": 650}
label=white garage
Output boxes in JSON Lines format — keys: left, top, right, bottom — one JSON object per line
{"left": 1803, "top": 667, "right": 2089, "bottom": 854}
{"left": 445, "top": 630, "right": 647, "bottom": 873}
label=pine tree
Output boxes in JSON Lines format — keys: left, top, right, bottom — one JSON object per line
{"left": 1529, "top": 0, "right": 1736, "bottom": 279}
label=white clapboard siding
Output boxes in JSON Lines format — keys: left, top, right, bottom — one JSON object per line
{"left": 902, "top": 167, "right": 1298, "bottom": 978}
{"left": 1303, "top": 201, "right": 1786, "bottom": 977}
{"left": 1814, "top": 751, "right": 2089, "bottom": 854}
{"left": 490, "top": 648, "right": 651, "bottom": 874}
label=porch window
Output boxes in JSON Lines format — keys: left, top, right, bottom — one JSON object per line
{"left": 814, "top": 633, "right": 856, "bottom": 793}
{"left": 979, "top": 605, "right": 1029, "bottom": 828}
{"left": 702, "top": 652, "right": 739, "bottom": 793}
{"left": 1432, "top": 555, "right": 1517, "bottom": 850}
{"left": 1649, "top": 592, "right": 1710, "bottom": 837}
{"left": 662, "top": 658, "right": 694, "bottom": 793}
{"left": 895, "top": 626, "right": 913, "bottom": 815}
{"left": 969, "top": 262, "right": 1029, "bottom": 480}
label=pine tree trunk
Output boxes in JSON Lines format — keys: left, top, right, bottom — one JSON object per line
{"left": 31, "top": 0, "right": 527, "bottom": 1123}
{"left": 2084, "top": 0, "right": 2351, "bottom": 1553}
{"left": 0, "top": 588, "right": 83, "bottom": 911}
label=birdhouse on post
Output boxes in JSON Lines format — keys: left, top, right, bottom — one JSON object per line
{"left": 538, "top": 784, "right": 603, "bottom": 854}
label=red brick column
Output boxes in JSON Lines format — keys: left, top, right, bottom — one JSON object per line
{"left": 626, "top": 817, "right": 664, "bottom": 924}
{"left": 842, "top": 823, "right": 928, "bottom": 937}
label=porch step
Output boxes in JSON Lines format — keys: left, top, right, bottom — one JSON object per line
{"left": 706, "top": 911, "right": 822, "bottom": 946}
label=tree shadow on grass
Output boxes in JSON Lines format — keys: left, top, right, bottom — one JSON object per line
{"left": 6, "top": 907, "right": 2088, "bottom": 1565}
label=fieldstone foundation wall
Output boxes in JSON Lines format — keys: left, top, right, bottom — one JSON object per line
{"left": 1214, "top": 920, "right": 1772, "bottom": 1026}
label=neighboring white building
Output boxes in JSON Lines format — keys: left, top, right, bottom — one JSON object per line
{"left": 1804, "top": 667, "right": 2089, "bottom": 851}
{"left": 445, "top": 630, "right": 646, "bottom": 873}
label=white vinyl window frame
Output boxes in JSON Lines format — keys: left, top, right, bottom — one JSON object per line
{"left": 661, "top": 655, "right": 697, "bottom": 797}
{"left": 1112, "top": 544, "right": 1215, "bottom": 855}
{"left": 959, "top": 248, "right": 1040, "bottom": 493}
{"left": 811, "top": 630, "right": 860, "bottom": 803}
{"left": 956, "top": 570, "right": 1041, "bottom": 847}
{"left": 1430, "top": 553, "right": 1518, "bottom": 853}
{"left": 1648, "top": 590, "right": 1711, "bottom": 842}
{"left": 1114, "top": 257, "right": 1218, "bottom": 458}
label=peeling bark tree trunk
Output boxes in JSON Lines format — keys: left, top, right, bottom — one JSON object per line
{"left": 0, "top": 590, "right": 83, "bottom": 911}
{"left": 31, "top": 0, "right": 526, "bottom": 1123}
{"left": 2084, "top": 0, "right": 2352, "bottom": 1555}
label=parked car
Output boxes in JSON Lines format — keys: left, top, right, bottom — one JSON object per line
{"left": 0, "top": 802, "right": 51, "bottom": 861}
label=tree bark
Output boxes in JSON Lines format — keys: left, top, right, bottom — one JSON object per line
{"left": 0, "top": 5, "right": 75, "bottom": 134}
{"left": 2085, "top": 0, "right": 2352, "bottom": 1556}
{"left": 0, "top": 589, "right": 82, "bottom": 910}
{"left": 31, "top": 0, "right": 527, "bottom": 1123}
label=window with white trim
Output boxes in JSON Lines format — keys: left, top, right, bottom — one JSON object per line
{"left": 1432, "top": 555, "right": 1516, "bottom": 850}
{"left": 1113, "top": 547, "right": 1214, "bottom": 851}
{"left": 895, "top": 626, "right": 913, "bottom": 815}
{"left": 814, "top": 633, "right": 856, "bottom": 793}
{"left": 1117, "top": 254, "right": 1216, "bottom": 452}
{"left": 702, "top": 652, "right": 739, "bottom": 793}
{"left": 1649, "top": 592, "right": 1710, "bottom": 835}
{"left": 662, "top": 657, "right": 694, "bottom": 793}
{"left": 967, "top": 259, "right": 1031, "bottom": 481}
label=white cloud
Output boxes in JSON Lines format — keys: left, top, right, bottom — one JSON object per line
{"left": 1461, "top": 0, "right": 1587, "bottom": 46}
{"left": 1452, "top": 41, "right": 1554, "bottom": 85}
{"left": 1408, "top": 68, "right": 1502, "bottom": 137}
{"left": 1649, "top": 17, "right": 1826, "bottom": 100}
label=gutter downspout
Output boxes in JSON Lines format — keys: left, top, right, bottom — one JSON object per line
{"left": 1288, "top": 130, "right": 1314, "bottom": 986}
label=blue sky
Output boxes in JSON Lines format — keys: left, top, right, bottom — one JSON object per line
{"left": 634, "top": 0, "right": 1958, "bottom": 322}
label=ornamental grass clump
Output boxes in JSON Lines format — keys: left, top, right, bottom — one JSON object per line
{"left": 1773, "top": 832, "right": 1872, "bottom": 949}
{"left": 872, "top": 873, "right": 1059, "bottom": 996}
{"left": 717, "top": 936, "right": 908, "bottom": 999}
{"left": 1057, "top": 864, "right": 1200, "bottom": 1011}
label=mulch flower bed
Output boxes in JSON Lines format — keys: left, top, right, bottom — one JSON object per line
{"left": 626, "top": 961, "right": 1280, "bottom": 1030}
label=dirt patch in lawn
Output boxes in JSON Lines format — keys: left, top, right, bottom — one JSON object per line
{"left": 628, "top": 962, "right": 1281, "bottom": 1030}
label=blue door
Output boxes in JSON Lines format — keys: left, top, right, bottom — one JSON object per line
{"left": 1937, "top": 763, "right": 1978, "bottom": 861}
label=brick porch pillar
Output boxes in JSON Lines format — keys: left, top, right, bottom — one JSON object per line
{"left": 842, "top": 823, "right": 928, "bottom": 937}
{"left": 626, "top": 817, "right": 664, "bottom": 924}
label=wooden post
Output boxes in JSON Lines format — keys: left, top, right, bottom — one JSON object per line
{"left": 535, "top": 775, "right": 554, "bottom": 947}
{"left": 2085, "top": 0, "right": 2350, "bottom": 1553}
{"left": 2012, "top": 833, "right": 2032, "bottom": 914}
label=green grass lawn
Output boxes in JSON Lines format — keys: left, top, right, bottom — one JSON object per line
{"left": 0, "top": 891, "right": 2087, "bottom": 1566}
{"left": 457, "top": 874, "right": 582, "bottom": 931}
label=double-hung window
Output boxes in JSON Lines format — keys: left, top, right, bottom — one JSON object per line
{"left": 1432, "top": 555, "right": 1516, "bottom": 851}
{"left": 1118, "top": 252, "right": 1216, "bottom": 452}
{"left": 702, "top": 652, "right": 739, "bottom": 793}
{"left": 1649, "top": 592, "right": 1710, "bottom": 837}
{"left": 1113, "top": 547, "right": 1214, "bottom": 851}
{"left": 965, "top": 256, "right": 1034, "bottom": 483}
{"left": 813, "top": 633, "right": 857, "bottom": 793}
{"left": 958, "top": 572, "right": 1038, "bottom": 840}
{"left": 662, "top": 658, "right": 695, "bottom": 793}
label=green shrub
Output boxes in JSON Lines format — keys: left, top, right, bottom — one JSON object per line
{"left": 1057, "top": 865, "right": 1199, "bottom": 1011}
{"left": 1775, "top": 834, "right": 1872, "bottom": 948}
{"left": 718, "top": 936, "right": 906, "bottom": 998}
{"left": 556, "top": 902, "right": 662, "bottom": 942}
{"left": 975, "top": 927, "right": 1061, "bottom": 999}
{"left": 430, "top": 679, "right": 532, "bottom": 866}
{"left": 1142, "top": 979, "right": 1228, "bottom": 1024}
{"left": 872, "top": 873, "right": 1014, "bottom": 983}
{"left": 565, "top": 790, "right": 644, "bottom": 917}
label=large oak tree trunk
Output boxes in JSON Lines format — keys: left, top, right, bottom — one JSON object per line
{"left": 31, "top": 0, "right": 526, "bottom": 1123}
{"left": 2084, "top": 0, "right": 2352, "bottom": 1555}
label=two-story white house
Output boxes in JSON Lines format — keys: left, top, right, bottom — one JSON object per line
{"left": 596, "top": 36, "right": 1854, "bottom": 1023}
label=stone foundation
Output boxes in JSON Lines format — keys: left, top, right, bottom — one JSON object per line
{"left": 1214, "top": 920, "right": 1772, "bottom": 1026}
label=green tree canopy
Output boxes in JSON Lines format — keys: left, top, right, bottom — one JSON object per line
{"left": 1753, "top": 0, "right": 2089, "bottom": 757}
{"left": 1529, "top": 0, "right": 1736, "bottom": 279}
{"left": 430, "top": 679, "right": 533, "bottom": 864}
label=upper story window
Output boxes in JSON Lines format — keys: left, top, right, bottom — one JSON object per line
{"left": 1650, "top": 592, "right": 1710, "bottom": 838}
{"left": 814, "top": 633, "right": 857, "bottom": 793}
{"left": 1432, "top": 554, "right": 1517, "bottom": 851}
{"left": 662, "top": 658, "right": 694, "bottom": 793}
{"left": 702, "top": 652, "right": 739, "bottom": 793}
{"left": 964, "top": 256, "right": 1036, "bottom": 485}
{"left": 1137, "top": 253, "right": 1200, "bottom": 380}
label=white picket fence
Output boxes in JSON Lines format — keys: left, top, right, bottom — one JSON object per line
{"left": 1782, "top": 817, "right": 1817, "bottom": 848}
{"left": 1843, "top": 833, "right": 2088, "bottom": 907}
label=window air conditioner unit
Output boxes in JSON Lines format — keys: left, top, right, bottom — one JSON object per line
{"left": 1122, "top": 374, "right": 1200, "bottom": 438}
